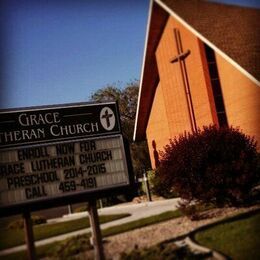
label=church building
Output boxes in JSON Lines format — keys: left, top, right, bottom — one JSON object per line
{"left": 133, "top": 0, "right": 260, "bottom": 168}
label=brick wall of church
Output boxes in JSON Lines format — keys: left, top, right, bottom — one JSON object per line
{"left": 146, "top": 16, "right": 214, "bottom": 168}
{"left": 215, "top": 54, "right": 260, "bottom": 150}
{"left": 146, "top": 82, "right": 170, "bottom": 168}
{"left": 146, "top": 14, "right": 260, "bottom": 168}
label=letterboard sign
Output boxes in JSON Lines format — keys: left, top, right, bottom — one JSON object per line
{"left": 0, "top": 102, "right": 121, "bottom": 149}
{"left": 0, "top": 102, "right": 132, "bottom": 216}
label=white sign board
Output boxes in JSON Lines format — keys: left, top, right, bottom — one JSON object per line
{"left": 0, "top": 102, "right": 133, "bottom": 215}
{"left": 0, "top": 135, "right": 129, "bottom": 208}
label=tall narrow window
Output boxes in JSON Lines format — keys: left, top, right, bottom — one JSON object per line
{"left": 204, "top": 44, "right": 228, "bottom": 127}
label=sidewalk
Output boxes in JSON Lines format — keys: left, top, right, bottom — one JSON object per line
{"left": 0, "top": 198, "right": 180, "bottom": 256}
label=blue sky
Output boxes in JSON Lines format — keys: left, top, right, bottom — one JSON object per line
{"left": 0, "top": 0, "right": 149, "bottom": 109}
{"left": 0, "top": 0, "right": 259, "bottom": 109}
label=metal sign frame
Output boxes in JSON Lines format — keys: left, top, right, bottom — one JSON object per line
{"left": 0, "top": 102, "right": 134, "bottom": 217}
{"left": 0, "top": 101, "right": 121, "bottom": 149}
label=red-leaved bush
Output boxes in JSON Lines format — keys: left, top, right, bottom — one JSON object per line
{"left": 157, "top": 125, "right": 259, "bottom": 206}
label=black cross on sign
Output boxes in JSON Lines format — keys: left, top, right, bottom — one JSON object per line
{"left": 102, "top": 109, "right": 113, "bottom": 128}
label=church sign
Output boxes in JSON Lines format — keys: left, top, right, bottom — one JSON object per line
{"left": 0, "top": 102, "right": 121, "bottom": 149}
{"left": 0, "top": 102, "right": 132, "bottom": 216}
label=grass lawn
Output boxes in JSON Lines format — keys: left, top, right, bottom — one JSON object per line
{"left": 0, "top": 213, "right": 130, "bottom": 250}
{"left": 1, "top": 241, "right": 62, "bottom": 260}
{"left": 102, "top": 210, "right": 182, "bottom": 237}
{"left": 195, "top": 211, "right": 260, "bottom": 260}
{"left": 1, "top": 210, "right": 182, "bottom": 259}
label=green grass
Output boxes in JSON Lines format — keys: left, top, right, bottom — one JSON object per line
{"left": 102, "top": 210, "right": 182, "bottom": 237}
{"left": 195, "top": 212, "right": 260, "bottom": 260}
{"left": 0, "top": 213, "right": 129, "bottom": 250}
{"left": 1, "top": 241, "right": 61, "bottom": 260}
{"left": 1, "top": 209, "right": 182, "bottom": 259}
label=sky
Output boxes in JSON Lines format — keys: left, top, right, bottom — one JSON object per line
{"left": 0, "top": 0, "right": 259, "bottom": 109}
{"left": 0, "top": 0, "right": 149, "bottom": 109}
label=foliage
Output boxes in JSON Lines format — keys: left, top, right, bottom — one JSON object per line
{"left": 7, "top": 215, "right": 46, "bottom": 230}
{"left": 0, "top": 214, "right": 130, "bottom": 250}
{"left": 89, "top": 80, "right": 151, "bottom": 176}
{"left": 157, "top": 125, "right": 259, "bottom": 207}
{"left": 177, "top": 201, "right": 215, "bottom": 220}
{"left": 89, "top": 81, "right": 138, "bottom": 140}
{"left": 50, "top": 235, "right": 92, "bottom": 259}
{"left": 120, "top": 242, "right": 211, "bottom": 260}
{"left": 149, "top": 170, "right": 179, "bottom": 199}
{"left": 130, "top": 141, "right": 151, "bottom": 177}
{"left": 73, "top": 205, "right": 87, "bottom": 213}
{"left": 257, "top": 153, "right": 260, "bottom": 184}
{"left": 102, "top": 210, "right": 182, "bottom": 238}
{"left": 195, "top": 211, "right": 260, "bottom": 259}
{"left": 4, "top": 209, "right": 183, "bottom": 259}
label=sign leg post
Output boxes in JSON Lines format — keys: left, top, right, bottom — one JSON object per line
{"left": 68, "top": 204, "right": 73, "bottom": 214}
{"left": 143, "top": 170, "right": 152, "bottom": 202}
{"left": 88, "top": 199, "right": 105, "bottom": 260}
{"left": 23, "top": 211, "right": 36, "bottom": 260}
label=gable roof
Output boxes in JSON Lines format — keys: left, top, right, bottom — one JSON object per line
{"left": 160, "top": 0, "right": 260, "bottom": 82}
{"left": 133, "top": 0, "right": 260, "bottom": 141}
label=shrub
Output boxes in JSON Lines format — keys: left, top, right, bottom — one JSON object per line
{"left": 177, "top": 200, "right": 215, "bottom": 220}
{"left": 50, "top": 234, "right": 92, "bottom": 258}
{"left": 157, "top": 125, "right": 259, "bottom": 207}
{"left": 120, "top": 242, "right": 210, "bottom": 259}
{"left": 8, "top": 215, "right": 47, "bottom": 229}
{"left": 149, "top": 170, "right": 178, "bottom": 198}
{"left": 257, "top": 153, "right": 260, "bottom": 184}
{"left": 74, "top": 206, "right": 87, "bottom": 213}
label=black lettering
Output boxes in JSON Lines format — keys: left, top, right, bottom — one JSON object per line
{"left": 7, "top": 178, "right": 13, "bottom": 189}
{"left": 79, "top": 141, "right": 96, "bottom": 152}
{"left": 59, "top": 181, "right": 76, "bottom": 192}
{"left": 0, "top": 163, "right": 25, "bottom": 177}
{"left": 31, "top": 156, "right": 75, "bottom": 171}
{"left": 79, "top": 150, "right": 112, "bottom": 164}
{"left": 56, "top": 143, "right": 75, "bottom": 155}
{"left": 87, "top": 163, "right": 106, "bottom": 175}
{"left": 7, "top": 171, "right": 59, "bottom": 189}
{"left": 64, "top": 167, "right": 83, "bottom": 179}
{"left": 17, "top": 147, "right": 49, "bottom": 160}
{"left": 80, "top": 177, "right": 97, "bottom": 189}
{"left": 25, "top": 185, "right": 47, "bottom": 199}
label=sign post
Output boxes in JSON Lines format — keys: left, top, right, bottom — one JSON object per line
{"left": 68, "top": 204, "right": 73, "bottom": 214}
{"left": 23, "top": 211, "right": 36, "bottom": 260}
{"left": 143, "top": 170, "right": 152, "bottom": 202}
{"left": 0, "top": 102, "right": 133, "bottom": 259}
{"left": 0, "top": 102, "right": 132, "bottom": 215}
{"left": 88, "top": 199, "right": 105, "bottom": 260}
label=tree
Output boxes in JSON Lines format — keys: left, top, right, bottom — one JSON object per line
{"left": 89, "top": 80, "right": 151, "bottom": 176}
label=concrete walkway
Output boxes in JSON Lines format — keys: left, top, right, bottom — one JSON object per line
{"left": 0, "top": 198, "right": 180, "bottom": 256}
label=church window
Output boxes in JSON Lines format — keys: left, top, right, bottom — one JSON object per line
{"left": 204, "top": 44, "right": 228, "bottom": 127}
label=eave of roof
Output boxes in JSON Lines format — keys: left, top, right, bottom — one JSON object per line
{"left": 133, "top": 0, "right": 260, "bottom": 142}
{"left": 133, "top": 1, "right": 168, "bottom": 141}
{"left": 158, "top": 0, "right": 260, "bottom": 84}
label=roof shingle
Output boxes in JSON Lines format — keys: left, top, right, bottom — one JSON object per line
{"left": 160, "top": 0, "right": 260, "bottom": 81}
